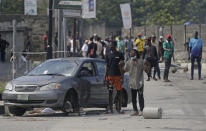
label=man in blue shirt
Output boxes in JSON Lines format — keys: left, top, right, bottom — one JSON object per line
{"left": 189, "top": 31, "right": 203, "bottom": 80}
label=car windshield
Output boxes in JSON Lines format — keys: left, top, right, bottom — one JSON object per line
{"left": 28, "top": 60, "right": 78, "bottom": 77}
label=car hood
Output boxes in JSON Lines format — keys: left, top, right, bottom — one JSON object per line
{"left": 12, "top": 75, "right": 67, "bottom": 86}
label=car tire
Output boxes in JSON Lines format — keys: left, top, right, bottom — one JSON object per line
{"left": 63, "top": 93, "right": 79, "bottom": 114}
{"left": 8, "top": 106, "right": 26, "bottom": 116}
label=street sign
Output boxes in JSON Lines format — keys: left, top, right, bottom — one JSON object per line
{"left": 82, "top": 0, "right": 96, "bottom": 19}
{"left": 54, "top": 0, "right": 82, "bottom": 10}
{"left": 59, "top": 1, "right": 81, "bottom": 6}
{"left": 63, "top": 9, "right": 81, "bottom": 18}
{"left": 24, "top": 0, "right": 37, "bottom": 15}
{"left": 120, "top": 3, "right": 132, "bottom": 29}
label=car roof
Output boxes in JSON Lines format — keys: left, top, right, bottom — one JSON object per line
{"left": 46, "top": 57, "right": 105, "bottom": 63}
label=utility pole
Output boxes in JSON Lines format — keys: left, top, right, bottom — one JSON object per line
{"left": 0, "top": 0, "right": 2, "bottom": 15}
{"left": 73, "top": 18, "right": 76, "bottom": 56}
{"left": 22, "top": 0, "right": 24, "bottom": 15}
{"left": 57, "top": 9, "right": 63, "bottom": 58}
{"left": 12, "top": 20, "right": 16, "bottom": 79}
{"left": 47, "top": 0, "right": 53, "bottom": 59}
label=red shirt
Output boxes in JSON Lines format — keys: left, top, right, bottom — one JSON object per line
{"left": 43, "top": 35, "right": 48, "bottom": 41}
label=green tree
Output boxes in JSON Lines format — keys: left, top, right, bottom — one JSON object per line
{"left": 1, "top": 0, "right": 23, "bottom": 14}
{"left": 37, "top": 0, "right": 49, "bottom": 15}
{"left": 132, "top": 0, "right": 205, "bottom": 25}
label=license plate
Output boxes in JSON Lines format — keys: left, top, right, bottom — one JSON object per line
{"left": 17, "top": 94, "right": 29, "bottom": 101}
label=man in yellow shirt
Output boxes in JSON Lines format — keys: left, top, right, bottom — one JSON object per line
{"left": 134, "top": 32, "right": 145, "bottom": 56}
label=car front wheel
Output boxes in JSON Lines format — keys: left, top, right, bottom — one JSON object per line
{"left": 62, "top": 92, "right": 79, "bottom": 114}
{"left": 6, "top": 106, "right": 26, "bottom": 116}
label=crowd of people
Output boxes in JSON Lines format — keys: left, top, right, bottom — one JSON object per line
{"left": 74, "top": 31, "right": 203, "bottom": 115}
{"left": 1, "top": 30, "right": 203, "bottom": 115}
{"left": 78, "top": 33, "right": 175, "bottom": 82}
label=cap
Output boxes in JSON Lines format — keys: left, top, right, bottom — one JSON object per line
{"left": 166, "top": 34, "right": 172, "bottom": 39}
{"left": 160, "top": 36, "right": 163, "bottom": 39}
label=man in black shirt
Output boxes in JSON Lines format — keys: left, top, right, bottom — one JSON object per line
{"left": 0, "top": 34, "right": 9, "bottom": 62}
{"left": 87, "top": 37, "right": 97, "bottom": 58}
{"left": 105, "top": 41, "right": 124, "bottom": 114}
{"left": 143, "top": 37, "right": 159, "bottom": 81}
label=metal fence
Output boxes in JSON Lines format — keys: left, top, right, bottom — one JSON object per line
{"left": 0, "top": 51, "right": 47, "bottom": 81}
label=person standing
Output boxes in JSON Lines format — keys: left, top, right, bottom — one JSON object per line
{"left": 105, "top": 41, "right": 124, "bottom": 114}
{"left": 103, "top": 38, "right": 111, "bottom": 59}
{"left": 66, "top": 33, "right": 72, "bottom": 57}
{"left": 152, "top": 35, "right": 161, "bottom": 79}
{"left": 0, "top": 34, "right": 10, "bottom": 62}
{"left": 117, "top": 37, "right": 125, "bottom": 55}
{"left": 163, "top": 35, "right": 174, "bottom": 82}
{"left": 54, "top": 32, "right": 58, "bottom": 51}
{"left": 42, "top": 31, "right": 48, "bottom": 51}
{"left": 87, "top": 37, "right": 97, "bottom": 58}
{"left": 134, "top": 32, "right": 145, "bottom": 56}
{"left": 25, "top": 35, "right": 31, "bottom": 51}
{"left": 81, "top": 40, "right": 89, "bottom": 57}
{"left": 158, "top": 36, "right": 164, "bottom": 62}
{"left": 189, "top": 31, "right": 203, "bottom": 80}
{"left": 124, "top": 37, "right": 133, "bottom": 61}
{"left": 123, "top": 49, "right": 144, "bottom": 116}
{"left": 95, "top": 37, "right": 103, "bottom": 58}
{"left": 143, "top": 37, "right": 159, "bottom": 81}
{"left": 184, "top": 38, "right": 190, "bottom": 60}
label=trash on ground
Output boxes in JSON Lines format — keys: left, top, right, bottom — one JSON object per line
{"left": 41, "top": 108, "right": 56, "bottom": 114}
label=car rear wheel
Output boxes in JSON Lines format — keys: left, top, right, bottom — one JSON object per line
{"left": 6, "top": 106, "right": 26, "bottom": 116}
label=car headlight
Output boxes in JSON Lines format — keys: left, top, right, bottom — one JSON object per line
{"left": 40, "top": 83, "right": 61, "bottom": 91}
{"left": 5, "top": 83, "right": 13, "bottom": 91}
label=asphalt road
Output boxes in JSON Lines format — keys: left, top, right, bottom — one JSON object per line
{"left": 0, "top": 71, "right": 206, "bottom": 131}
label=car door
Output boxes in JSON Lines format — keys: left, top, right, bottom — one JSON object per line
{"left": 78, "top": 61, "right": 100, "bottom": 106}
{"left": 94, "top": 61, "right": 109, "bottom": 105}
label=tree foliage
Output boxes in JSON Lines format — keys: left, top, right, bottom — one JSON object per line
{"left": 1, "top": 0, "right": 206, "bottom": 25}
{"left": 1, "top": 0, "right": 48, "bottom": 15}
{"left": 1, "top": 0, "right": 23, "bottom": 14}
{"left": 37, "top": 0, "right": 49, "bottom": 15}
{"left": 95, "top": 0, "right": 206, "bottom": 25}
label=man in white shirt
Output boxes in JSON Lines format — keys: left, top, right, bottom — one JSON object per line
{"left": 81, "top": 40, "right": 89, "bottom": 57}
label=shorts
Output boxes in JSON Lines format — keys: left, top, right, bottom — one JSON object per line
{"left": 106, "top": 76, "right": 122, "bottom": 91}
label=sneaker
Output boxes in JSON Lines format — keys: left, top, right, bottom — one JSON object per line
{"left": 164, "top": 79, "right": 171, "bottom": 82}
{"left": 153, "top": 77, "right": 157, "bottom": 81}
{"left": 190, "top": 78, "right": 194, "bottom": 80}
{"left": 199, "top": 77, "right": 203, "bottom": 80}
{"left": 117, "top": 110, "right": 125, "bottom": 114}
{"left": 130, "top": 111, "right": 139, "bottom": 116}
{"left": 105, "top": 110, "right": 113, "bottom": 114}
{"left": 138, "top": 111, "right": 143, "bottom": 116}
{"left": 146, "top": 78, "right": 150, "bottom": 81}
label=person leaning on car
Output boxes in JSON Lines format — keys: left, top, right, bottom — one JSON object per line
{"left": 105, "top": 41, "right": 124, "bottom": 114}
